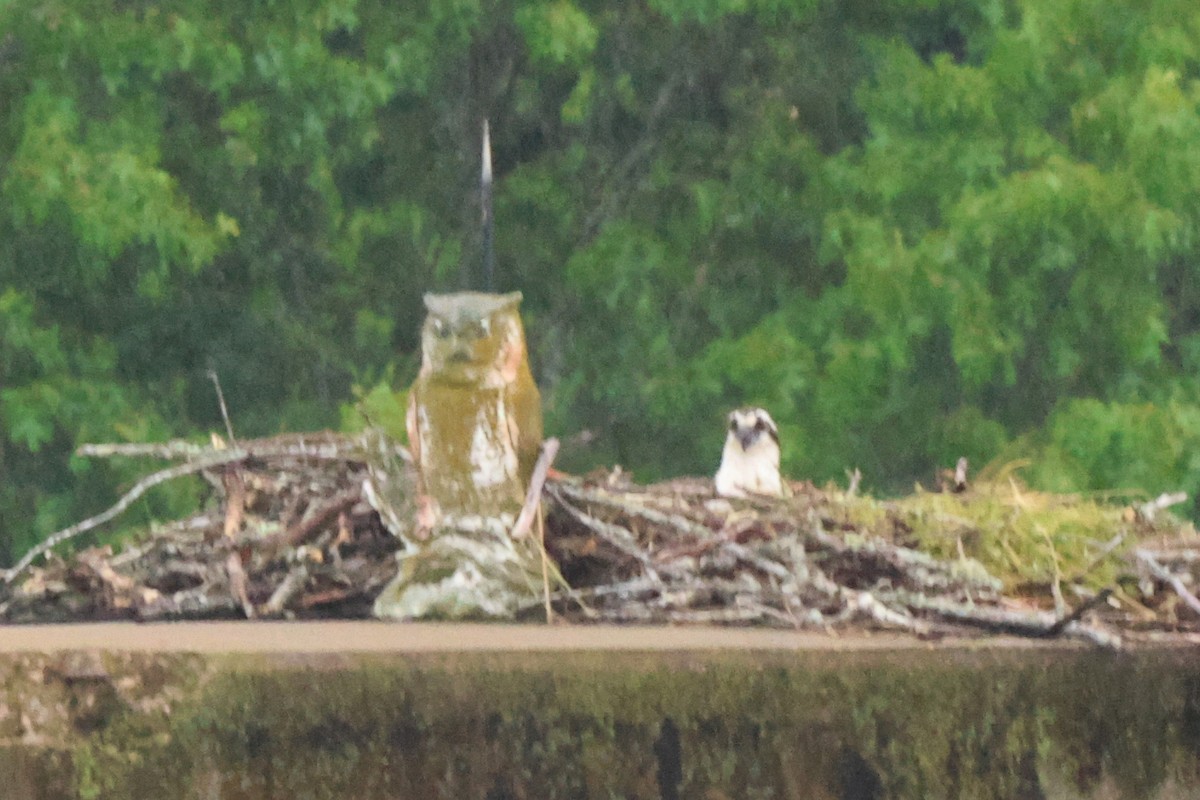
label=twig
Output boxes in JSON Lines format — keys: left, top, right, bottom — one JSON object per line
{"left": 137, "top": 587, "right": 238, "bottom": 621}
{"left": 720, "top": 540, "right": 793, "bottom": 582}
{"left": 804, "top": 522, "right": 1001, "bottom": 596}
{"left": 550, "top": 488, "right": 662, "bottom": 581}
{"left": 883, "top": 589, "right": 1121, "bottom": 648}
{"left": 298, "top": 587, "right": 360, "bottom": 610}
{"left": 514, "top": 577, "right": 658, "bottom": 619}
{"left": 207, "top": 369, "right": 238, "bottom": 447}
{"left": 78, "top": 440, "right": 225, "bottom": 459}
{"left": 849, "top": 589, "right": 931, "bottom": 635}
{"left": 225, "top": 552, "right": 254, "bottom": 619}
{"left": 222, "top": 467, "right": 246, "bottom": 540}
{"left": 1061, "top": 621, "right": 1123, "bottom": 649}
{"left": 76, "top": 549, "right": 159, "bottom": 612}
{"left": 1041, "top": 528, "right": 1066, "bottom": 615}
{"left": 537, "top": 503, "right": 553, "bottom": 623}
{"left": 556, "top": 482, "right": 714, "bottom": 541}
{"left": 1068, "top": 532, "right": 1127, "bottom": 584}
{"left": 1042, "top": 589, "right": 1113, "bottom": 636}
{"left": 279, "top": 487, "right": 362, "bottom": 549}
{"left": 1136, "top": 548, "right": 1200, "bottom": 618}
{"left": 512, "top": 438, "right": 560, "bottom": 540}
{"left": 3, "top": 449, "right": 252, "bottom": 584}
{"left": 77, "top": 432, "right": 392, "bottom": 463}
{"left": 667, "top": 606, "right": 786, "bottom": 625}
{"left": 1138, "top": 492, "right": 1188, "bottom": 522}
{"left": 262, "top": 565, "right": 308, "bottom": 616}
{"left": 506, "top": 437, "right": 563, "bottom": 623}
{"left": 845, "top": 467, "right": 862, "bottom": 496}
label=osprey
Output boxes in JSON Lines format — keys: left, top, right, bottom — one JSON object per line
{"left": 715, "top": 407, "right": 785, "bottom": 498}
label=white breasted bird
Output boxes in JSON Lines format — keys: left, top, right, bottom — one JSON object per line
{"left": 714, "top": 407, "right": 786, "bottom": 498}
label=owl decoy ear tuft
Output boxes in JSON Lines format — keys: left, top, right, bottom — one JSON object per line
{"left": 423, "top": 291, "right": 523, "bottom": 319}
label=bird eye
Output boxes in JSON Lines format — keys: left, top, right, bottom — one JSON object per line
{"left": 728, "top": 419, "right": 738, "bottom": 432}
{"left": 754, "top": 419, "right": 766, "bottom": 431}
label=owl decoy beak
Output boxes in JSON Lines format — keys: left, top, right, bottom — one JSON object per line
{"left": 448, "top": 348, "right": 472, "bottom": 364}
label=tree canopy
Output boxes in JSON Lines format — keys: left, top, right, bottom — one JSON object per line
{"left": 3, "top": 0, "right": 1200, "bottom": 563}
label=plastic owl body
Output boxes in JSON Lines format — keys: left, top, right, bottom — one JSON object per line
{"left": 407, "top": 291, "right": 543, "bottom": 525}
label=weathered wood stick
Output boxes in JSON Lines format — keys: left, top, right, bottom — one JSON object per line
{"left": 298, "top": 587, "right": 359, "bottom": 610}
{"left": 225, "top": 552, "right": 254, "bottom": 619}
{"left": 849, "top": 589, "right": 931, "bottom": 635}
{"left": 884, "top": 589, "right": 1122, "bottom": 648}
{"left": 3, "top": 449, "right": 251, "bottom": 584}
{"left": 1138, "top": 491, "right": 1188, "bottom": 522}
{"left": 206, "top": 369, "right": 238, "bottom": 447}
{"left": 537, "top": 504, "right": 553, "bottom": 623}
{"left": 138, "top": 587, "right": 238, "bottom": 622}
{"left": 1041, "top": 589, "right": 1113, "bottom": 636}
{"left": 554, "top": 482, "right": 715, "bottom": 541}
{"left": 549, "top": 487, "right": 662, "bottom": 581}
{"left": 281, "top": 487, "right": 362, "bottom": 549}
{"left": 262, "top": 565, "right": 308, "bottom": 616}
{"left": 1136, "top": 548, "right": 1200, "bottom": 618}
{"left": 222, "top": 467, "right": 246, "bottom": 539}
{"left": 78, "top": 440, "right": 222, "bottom": 459}
{"left": 77, "top": 432, "right": 402, "bottom": 462}
{"left": 511, "top": 438, "right": 560, "bottom": 540}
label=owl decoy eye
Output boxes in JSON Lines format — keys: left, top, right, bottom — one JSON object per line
{"left": 431, "top": 318, "right": 451, "bottom": 338}
{"left": 464, "top": 319, "right": 490, "bottom": 339}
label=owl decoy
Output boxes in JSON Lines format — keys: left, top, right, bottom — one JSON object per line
{"left": 715, "top": 407, "right": 786, "bottom": 498}
{"left": 407, "top": 290, "right": 543, "bottom": 527}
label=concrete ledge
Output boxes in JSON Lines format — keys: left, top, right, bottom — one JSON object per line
{"left": 0, "top": 621, "right": 1076, "bottom": 653}
{"left": 0, "top": 624, "right": 1197, "bottom": 799}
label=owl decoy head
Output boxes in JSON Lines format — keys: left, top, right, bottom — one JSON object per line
{"left": 420, "top": 291, "right": 527, "bottom": 386}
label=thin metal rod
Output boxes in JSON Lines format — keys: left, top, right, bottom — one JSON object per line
{"left": 481, "top": 119, "right": 495, "bottom": 291}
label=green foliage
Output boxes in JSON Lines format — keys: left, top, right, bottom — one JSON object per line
{"left": 340, "top": 378, "right": 409, "bottom": 444}
{"left": 1018, "top": 399, "right": 1200, "bottom": 498}
{"left": 4, "top": 0, "right": 1200, "bottom": 563}
{"left": 514, "top": 2, "right": 598, "bottom": 67}
{"left": 0, "top": 288, "right": 192, "bottom": 562}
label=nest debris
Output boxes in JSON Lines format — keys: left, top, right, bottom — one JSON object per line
{"left": 2, "top": 432, "right": 1200, "bottom": 648}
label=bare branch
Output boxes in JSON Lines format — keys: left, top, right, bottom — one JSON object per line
{"left": 4, "top": 449, "right": 251, "bottom": 584}
{"left": 511, "top": 438, "right": 559, "bottom": 540}
{"left": 1136, "top": 548, "right": 1200, "bottom": 618}
{"left": 207, "top": 368, "right": 238, "bottom": 447}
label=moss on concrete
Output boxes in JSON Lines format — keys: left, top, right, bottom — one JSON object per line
{"left": 7, "top": 646, "right": 1191, "bottom": 799}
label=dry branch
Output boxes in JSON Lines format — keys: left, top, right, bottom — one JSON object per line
{"left": 263, "top": 565, "right": 309, "bottom": 617}
{"left": 1, "top": 432, "right": 404, "bottom": 622}
{"left": 512, "top": 438, "right": 560, "bottom": 540}
{"left": 3, "top": 450, "right": 249, "bottom": 584}
{"left": 226, "top": 552, "right": 254, "bottom": 619}
{"left": 1136, "top": 548, "right": 1200, "bottom": 618}
{"left": 280, "top": 487, "right": 363, "bottom": 550}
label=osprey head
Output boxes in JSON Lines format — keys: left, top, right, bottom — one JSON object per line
{"left": 726, "top": 407, "right": 779, "bottom": 452}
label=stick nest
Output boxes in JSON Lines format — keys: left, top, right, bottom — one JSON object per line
{"left": 3, "top": 433, "right": 1200, "bottom": 648}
